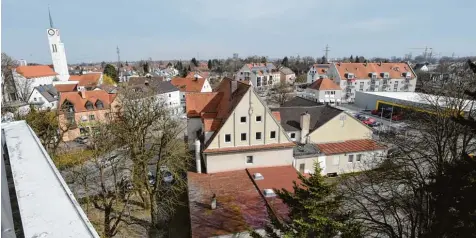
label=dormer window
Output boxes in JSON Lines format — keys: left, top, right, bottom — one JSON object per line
{"left": 403, "top": 72, "right": 411, "bottom": 78}
{"left": 85, "top": 101, "right": 94, "bottom": 110}
{"left": 370, "top": 72, "right": 377, "bottom": 79}
{"left": 381, "top": 72, "right": 390, "bottom": 78}
{"left": 95, "top": 100, "right": 104, "bottom": 109}
{"left": 62, "top": 100, "right": 75, "bottom": 113}
{"left": 346, "top": 73, "right": 354, "bottom": 79}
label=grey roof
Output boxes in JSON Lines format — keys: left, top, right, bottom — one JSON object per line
{"left": 293, "top": 144, "right": 321, "bottom": 158}
{"left": 129, "top": 78, "right": 178, "bottom": 94}
{"left": 273, "top": 99, "right": 342, "bottom": 132}
{"left": 281, "top": 96, "right": 323, "bottom": 107}
{"left": 279, "top": 67, "right": 295, "bottom": 75}
{"left": 34, "top": 84, "right": 58, "bottom": 102}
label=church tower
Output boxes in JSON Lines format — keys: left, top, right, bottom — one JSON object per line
{"left": 47, "top": 8, "right": 70, "bottom": 81}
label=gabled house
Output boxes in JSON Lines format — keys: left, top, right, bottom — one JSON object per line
{"left": 58, "top": 89, "right": 119, "bottom": 141}
{"left": 54, "top": 83, "right": 78, "bottom": 93}
{"left": 12, "top": 65, "right": 59, "bottom": 100}
{"left": 304, "top": 78, "right": 342, "bottom": 104}
{"left": 307, "top": 64, "right": 330, "bottom": 84}
{"left": 186, "top": 78, "right": 295, "bottom": 173}
{"left": 279, "top": 67, "right": 296, "bottom": 84}
{"left": 28, "top": 84, "right": 59, "bottom": 111}
{"left": 272, "top": 97, "right": 385, "bottom": 175}
{"left": 326, "top": 62, "right": 417, "bottom": 102}
{"left": 171, "top": 77, "right": 212, "bottom": 111}
{"left": 235, "top": 63, "right": 280, "bottom": 89}
{"left": 69, "top": 72, "right": 103, "bottom": 90}
{"left": 128, "top": 77, "right": 181, "bottom": 115}
{"left": 185, "top": 71, "right": 210, "bottom": 80}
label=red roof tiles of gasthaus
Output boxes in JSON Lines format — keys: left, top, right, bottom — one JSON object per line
{"left": 335, "top": 62, "right": 416, "bottom": 80}
{"left": 316, "top": 139, "right": 385, "bottom": 155}
{"left": 187, "top": 170, "right": 269, "bottom": 237}
{"left": 246, "top": 166, "right": 301, "bottom": 221}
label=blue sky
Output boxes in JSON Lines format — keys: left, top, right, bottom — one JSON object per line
{"left": 2, "top": 0, "right": 475, "bottom": 64}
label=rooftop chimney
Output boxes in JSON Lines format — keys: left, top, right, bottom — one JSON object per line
{"left": 300, "top": 111, "right": 310, "bottom": 144}
{"left": 79, "top": 87, "right": 86, "bottom": 99}
{"left": 231, "top": 79, "right": 238, "bottom": 94}
{"left": 211, "top": 194, "right": 217, "bottom": 210}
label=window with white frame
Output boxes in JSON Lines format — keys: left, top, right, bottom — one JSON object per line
{"left": 290, "top": 133, "right": 296, "bottom": 139}
{"left": 240, "top": 116, "right": 246, "bottom": 123}
{"left": 256, "top": 116, "right": 262, "bottom": 122}
{"left": 270, "top": 131, "right": 276, "bottom": 139}
{"left": 256, "top": 132, "right": 262, "bottom": 140}
{"left": 225, "top": 134, "right": 231, "bottom": 143}
{"left": 246, "top": 156, "right": 253, "bottom": 164}
{"left": 356, "top": 154, "right": 362, "bottom": 162}
{"left": 348, "top": 154, "right": 354, "bottom": 163}
{"left": 241, "top": 133, "right": 247, "bottom": 141}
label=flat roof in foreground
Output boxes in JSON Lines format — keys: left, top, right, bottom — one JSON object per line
{"left": 2, "top": 121, "right": 99, "bottom": 238}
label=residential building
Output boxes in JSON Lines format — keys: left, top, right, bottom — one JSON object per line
{"left": 171, "top": 77, "right": 212, "bottom": 111}
{"left": 55, "top": 83, "right": 78, "bottom": 93}
{"left": 2, "top": 121, "right": 100, "bottom": 238}
{"left": 128, "top": 77, "right": 182, "bottom": 115}
{"left": 279, "top": 66, "right": 296, "bottom": 84}
{"left": 68, "top": 73, "right": 103, "bottom": 90}
{"left": 413, "top": 62, "right": 429, "bottom": 72}
{"left": 12, "top": 65, "right": 59, "bottom": 97}
{"left": 152, "top": 67, "right": 179, "bottom": 80}
{"left": 28, "top": 84, "right": 59, "bottom": 110}
{"left": 185, "top": 78, "right": 295, "bottom": 173}
{"left": 185, "top": 71, "right": 210, "bottom": 80}
{"left": 272, "top": 97, "right": 384, "bottom": 175}
{"left": 307, "top": 64, "right": 330, "bottom": 84}
{"left": 326, "top": 62, "right": 417, "bottom": 102}
{"left": 235, "top": 63, "right": 280, "bottom": 89}
{"left": 58, "top": 89, "right": 119, "bottom": 141}
{"left": 304, "top": 78, "right": 342, "bottom": 104}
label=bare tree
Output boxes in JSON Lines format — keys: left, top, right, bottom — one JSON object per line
{"left": 269, "top": 82, "right": 293, "bottom": 105}
{"left": 113, "top": 87, "right": 190, "bottom": 234}
{"left": 338, "top": 63, "right": 476, "bottom": 237}
{"left": 70, "top": 123, "right": 133, "bottom": 238}
{"left": 1, "top": 52, "right": 19, "bottom": 103}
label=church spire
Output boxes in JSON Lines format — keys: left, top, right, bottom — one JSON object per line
{"left": 48, "top": 6, "right": 54, "bottom": 28}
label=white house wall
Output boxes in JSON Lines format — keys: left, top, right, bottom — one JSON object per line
{"left": 309, "top": 112, "right": 373, "bottom": 144}
{"left": 205, "top": 148, "right": 294, "bottom": 173}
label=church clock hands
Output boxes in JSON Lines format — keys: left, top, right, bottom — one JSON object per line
{"left": 48, "top": 29, "right": 55, "bottom": 36}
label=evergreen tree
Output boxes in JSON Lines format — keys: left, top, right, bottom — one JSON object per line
{"left": 191, "top": 58, "right": 198, "bottom": 67}
{"left": 355, "top": 55, "right": 360, "bottom": 63}
{"left": 103, "top": 64, "right": 118, "bottom": 82}
{"left": 350, "top": 55, "right": 354, "bottom": 62}
{"left": 252, "top": 164, "right": 362, "bottom": 237}
{"left": 207, "top": 59, "right": 213, "bottom": 70}
{"left": 281, "top": 56, "right": 289, "bottom": 67}
{"left": 321, "top": 56, "right": 327, "bottom": 64}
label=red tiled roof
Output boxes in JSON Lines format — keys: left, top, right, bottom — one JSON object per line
{"left": 335, "top": 62, "right": 416, "bottom": 80}
{"left": 203, "top": 142, "right": 295, "bottom": 154}
{"left": 272, "top": 111, "right": 281, "bottom": 122}
{"left": 316, "top": 139, "right": 386, "bottom": 155}
{"left": 246, "top": 166, "right": 301, "bottom": 220}
{"left": 15, "top": 65, "right": 57, "bottom": 78}
{"left": 185, "top": 71, "right": 210, "bottom": 79}
{"left": 54, "top": 83, "right": 78, "bottom": 92}
{"left": 69, "top": 73, "right": 102, "bottom": 87}
{"left": 187, "top": 170, "right": 268, "bottom": 237}
{"left": 59, "top": 90, "right": 116, "bottom": 113}
{"left": 185, "top": 92, "right": 222, "bottom": 117}
{"left": 171, "top": 77, "right": 206, "bottom": 92}
{"left": 309, "top": 78, "right": 341, "bottom": 91}
{"left": 203, "top": 118, "right": 222, "bottom": 132}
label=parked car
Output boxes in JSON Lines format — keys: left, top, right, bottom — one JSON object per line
{"left": 371, "top": 109, "right": 382, "bottom": 116}
{"left": 74, "top": 136, "right": 89, "bottom": 144}
{"left": 363, "top": 118, "right": 376, "bottom": 125}
{"left": 392, "top": 113, "right": 404, "bottom": 121}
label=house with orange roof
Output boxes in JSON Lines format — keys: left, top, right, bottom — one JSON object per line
{"left": 12, "top": 65, "right": 59, "bottom": 100}
{"left": 307, "top": 64, "right": 330, "bottom": 84}
{"left": 68, "top": 73, "right": 103, "bottom": 90}
{"left": 186, "top": 78, "right": 295, "bottom": 174}
{"left": 58, "top": 89, "right": 119, "bottom": 141}
{"left": 304, "top": 78, "right": 342, "bottom": 104}
{"left": 171, "top": 77, "right": 212, "bottom": 110}
{"left": 235, "top": 63, "right": 280, "bottom": 89}
{"left": 326, "top": 62, "right": 417, "bottom": 102}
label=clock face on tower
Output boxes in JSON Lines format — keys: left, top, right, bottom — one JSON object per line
{"left": 48, "top": 29, "right": 55, "bottom": 36}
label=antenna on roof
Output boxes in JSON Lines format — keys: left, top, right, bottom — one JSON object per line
{"left": 48, "top": 5, "right": 54, "bottom": 28}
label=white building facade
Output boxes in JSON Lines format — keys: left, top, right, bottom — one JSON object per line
{"left": 307, "top": 64, "right": 330, "bottom": 84}
{"left": 326, "top": 62, "right": 417, "bottom": 102}
{"left": 235, "top": 63, "right": 280, "bottom": 90}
